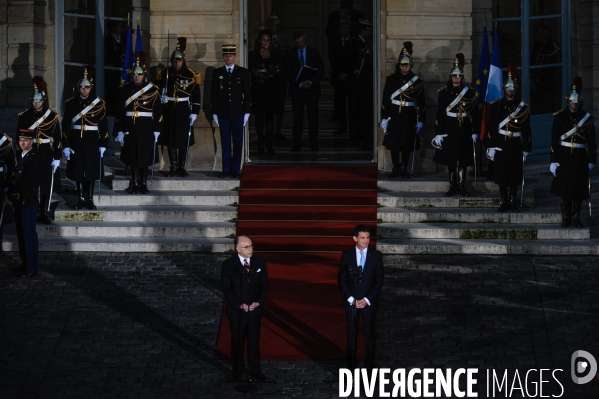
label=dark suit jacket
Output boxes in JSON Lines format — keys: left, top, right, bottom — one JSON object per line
{"left": 328, "top": 36, "right": 358, "bottom": 86}
{"left": 221, "top": 254, "right": 269, "bottom": 319}
{"left": 338, "top": 247, "right": 384, "bottom": 310}
{"left": 9, "top": 150, "right": 40, "bottom": 207}
{"left": 285, "top": 46, "right": 325, "bottom": 97}
{"left": 210, "top": 65, "right": 252, "bottom": 120}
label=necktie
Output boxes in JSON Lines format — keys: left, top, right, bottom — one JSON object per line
{"left": 359, "top": 250, "right": 365, "bottom": 267}
{"left": 227, "top": 67, "right": 232, "bottom": 76}
{"left": 243, "top": 258, "right": 250, "bottom": 273}
{"left": 299, "top": 49, "right": 305, "bottom": 66}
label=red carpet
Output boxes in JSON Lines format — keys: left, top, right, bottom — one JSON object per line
{"left": 215, "top": 165, "right": 378, "bottom": 360}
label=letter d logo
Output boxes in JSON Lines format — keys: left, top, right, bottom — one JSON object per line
{"left": 571, "top": 350, "right": 597, "bottom": 384}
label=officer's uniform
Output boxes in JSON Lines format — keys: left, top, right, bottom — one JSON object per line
{"left": 62, "top": 68, "right": 110, "bottom": 210}
{"left": 381, "top": 42, "right": 425, "bottom": 178}
{"left": 549, "top": 80, "right": 597, "bottom": 228}
{"left": 0, "top": 133, "right": 16, "bottom": 256}
{"left": 157, "top": 38, "right": 201, "bottom": 177}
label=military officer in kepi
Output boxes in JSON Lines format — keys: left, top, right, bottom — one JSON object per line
{"left": 115, "top": 52, "right": 163, "bottom": 195}
{"left": 157, "top": 37, "right": 201, "bottom": 177}
{"left": 16, "top": 77, "right": 62, "bottom": 224}
{"left": 380, "top": 41, "right": 426, "bottom": 179}
{"left": 432, "top": 54, "right": 479, "bottom": 197}
{"left": 549, "top": 77, "right": 597, "bottom": 228}
{"left": 485, "top": 65, "right": 532, "bottom": 212}
{"left": 0, "top": 132, "right": 16, "bottom": 258}
{"left": 62, "top": 67, "right": 110, "bottom": 210}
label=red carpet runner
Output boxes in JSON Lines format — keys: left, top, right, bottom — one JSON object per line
{"left": 215, "top": 165, "right": 378, "bottom": 360}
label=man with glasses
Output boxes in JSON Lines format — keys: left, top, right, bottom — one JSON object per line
{"left": 221, "top": 235, "right": 269, "bottom": 382}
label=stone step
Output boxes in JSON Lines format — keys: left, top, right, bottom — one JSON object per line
{"left": 111, "top": 173, "right": 239, "bottom": 191}
{"left": 56, "top": 190, "right": 238, "bottom": 207}
{"left": 377, "top": 223, "right": 589, "bottom": 240}
{"left": 376, "top": 238, "right": 599, "bottom": 255}
{"left": 378, "top": 191, "right": 535, "bottom": 208}
{"left": 1, "top": 235, "right": 235, "bottom": 253}
{"left": 53, "top": 205, "right": 236, "bottom": 222}
{"left": 378, "top": 208, "right": 560, "bottom": 224}
{"left": 35, "top": 221, "right": 236, "bottom": 238}
{"left": 378, "top": 177, "right": 521, "bottom": 193}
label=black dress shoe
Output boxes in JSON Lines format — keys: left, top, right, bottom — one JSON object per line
{"left": 251, "top": 371, "right": 268, "bottom": 381}
{"left": 39, "top": 214, "right": 53, "bottom": 225}
{"left": 231, "top": 172, "right": 240, "bottom": 179}
{"left": 139, "top": 184, "right": 150, "bottom": 195}
{"left": 12, "top": 263, "right": 26, "bottom": 272}
{"left": 167, "top": 167, "right": 178, "bottom": 177}
{"left": 26, "top": 272, "right": 39, "bottom": 278}
{"left": 218, "top": 172, "right": 230, "bottom": 178}
{"left": 74, "top": 199, "right": 86, "bottom": 210}
{"left": 86, "top": 200, "right": 97, "bottom": 210}
{"left": 178, "top": 168, "right": 189, "bottom": 177}
{"left": 291, "top": 145, "right": 301, "bottom": 152}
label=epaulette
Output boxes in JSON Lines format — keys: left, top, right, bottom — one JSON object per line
{"left": 152, "top": 83, "right": 159, "bottom": 89}
{"left": 189, "top": 67, "right": 202, "bottom": 84}
{"left": 156, "top": 67, "right": 164, "bottom": 80}
{"left": 553, "top": 109, "right": 563, "bottom": 115}
{"left": 18, "top": 109, "right": 27, "bottom": 116}
{"left": 3, "top": 132, "right": 12, "bottom": 143}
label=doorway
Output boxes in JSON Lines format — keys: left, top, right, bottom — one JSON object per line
{"left": 243, "top": 0, "right": 378, "bottom": 164}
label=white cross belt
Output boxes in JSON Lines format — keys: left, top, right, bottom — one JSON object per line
{"left": 561, "top": 141, "right": 586, "bottom": 149}
{"left": 166, "top": 97, "right": 189, "bottom": 102}
{"left": 446, "top": 111, "right": 469, "bottom": 118}
{"left": 33, "top": 138, "right": 52, "bottom": 144}
{"left": 126, "top": 111, "right": 153, "bottom": 118}
{"left": 391, "top": 100, "right": 415, "bottom": 107}
{"left": 72, "top": 125, "right": 99, "bottom": 131}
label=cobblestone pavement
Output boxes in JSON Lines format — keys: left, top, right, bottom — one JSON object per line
{"left": 1, "top": 252, "right": 598, "bottom": 398}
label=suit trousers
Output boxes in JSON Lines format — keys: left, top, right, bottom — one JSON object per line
{"left": 344, "top": 303, "right": 376, "bottom": 369}
{"left": 228, "top": 311, "right": 262, "bottom": 372}
{"left": 219, "top": 118, "right": 244, "bottom": 173}
{"left": 291, "top": 90, "right": 319, "bottom": 148}
{"left": 14, "top": 203, "right": 39, "bottom": 273}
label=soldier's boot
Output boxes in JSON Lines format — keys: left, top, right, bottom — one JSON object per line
{"left": 178, "top": 148, "right": 188, "bottom": 177}
{"left": 38, "top": 194, "right": 53, "bottom": 225}
{"left": 401, "top": 151, "right": 411, "bottom": 179}
{"left": 560, "top": 200, "right": 572, "bottom": 228}
{"left": 498, "top": 185, "right": 509, "bottom": 213}
{"left": 390, "top": 164, "right": 401, "bottom": 178}
{"left": 74, "top": 181, "right": 86, "bottom": 210}
{"left": 86, "top": 181, "right": 97, "bottom": 210}
{"left": 444, "top": 167, "right": 458, "bottom": 197}
{"left": 509, "top": 186, "right": 519, "bottom": 212}
{"left": 139, "top": 167, "right": 150, "bottom": 194}
{"left": 167, "top": 148, "right": 178, "bottom": 177}
{"left": 457, "top": 167, "right": 470, "bottom": 197}
{"left": 572, "top": 200, "right": 583, "bottom": 228}
{"left": 126, "top": 167, "right": 139, "bottom": 194}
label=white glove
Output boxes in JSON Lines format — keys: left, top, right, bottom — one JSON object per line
{"left": 415, "top": 121, "right": 423, "bottom": 132}
{"left": 550, "top": 162, "right": 559, "bottom": 177}
{"left": 212, "top": 115, "right": 219, "bottom": 127}
{"left": 433, "top": 135, "right": 444, "bottom": 147}
{"left": 51, "top": 159, "right": 60, "bottom": 173}
{"left": 589, "top": 163, "right": 595, "bottom": 171}
{"left": 243, "top": 113, "right": 250, "bottom": 127}
{"left": 63, "top": 147, "right": 74, "bottom": 160}
{"left": 161, "top": 94, "right": 168, "bottom": 104}
{"left": 472, "top": 134, "right": 478, "bottom": 143}
{"left": 380, "top": 118, "right": 390, "bottom": 133}
{"left": 189, "top": 114, "right": 197, "bottom": 125}
{"left": 523, "top": 151, "right": 529, "bottom": 162}
{"left": 487, "top": 148, "right": 496, "bottom": 161}
{"left": 99, "top": 147, "right": 106, "bottom": 158}
{"left": 153, "top": 131, "right": 160, "bottom": 142}
{"left": 117, "top": 132, "right": 125, "bottom": 145}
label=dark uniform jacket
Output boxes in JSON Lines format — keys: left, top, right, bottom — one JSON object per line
{"left": 221, "top": 255, "right": 269, "bottom": 319}
{"left": 115, "top": 80, "right": 163, "bottom": 167}
{"left": 8, "top": 149, "right": 40, "bottom": 207}
{"left": 549, "top": 107, "right": 597, "bottom": 200}
{"left": 0, "top": 133, "right": 16, "bottom": 199}
{"left": 62, "top": 95, "right": 110, "bottom": 181}
{"left": 17, "top": 106, "right": 62, "bottom": 196}
{"left": 434, "top": 82, "right": 479, "bottom": 167}
{"left": 157, "top": 65, "right": 201, "bottom": 148}
{"left": 485, "top": 96, "right": 532, "bottom": 186}
{"left": 210, "top": 65, "right": 252, "bottom": 120}
{"left": 381, "top": 69, "right": 426, "bottom": 152}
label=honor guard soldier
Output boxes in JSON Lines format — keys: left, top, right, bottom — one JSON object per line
{"left": 380, "top": 42, "right": 426, "bottom": 178}
{"left": 0, "top": 132, "right": 16, "bottom": 257}
{"left": 6, "top": 129, "right": 41, "bottom": 276}
{"left": 211, "top": 44, "right": 251, "bottom": 178}
{"left": 16, "top": 77, "right": 62, "bottom": 224}
{"left": 485, "top": 66, "right": 532, "bottom": 212}
{"left": 115, "top": 52, "right": 163, "bottom": 194}
{"left": 549, "top": 78, "right": 597, "bottom": 228}
{"left": 62, "top": 67, "right": 109, "bottom": 210}
{"left": 432, "top": 54, "right": 479, "bottom": 197}
{"left": 157, "top": 37, "right": 201, "bottom": 177}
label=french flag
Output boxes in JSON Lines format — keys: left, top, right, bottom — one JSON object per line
{"left": 481, "top": 27, "right": 502, "bottom": 139}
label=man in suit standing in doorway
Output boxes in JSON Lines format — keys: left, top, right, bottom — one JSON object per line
{"left": 338, "top": 224, "right": 384, "bottom": 371}
{"left": 285, "top": 30, "right": 324, "bottom": 152}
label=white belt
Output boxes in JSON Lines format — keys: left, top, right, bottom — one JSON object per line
{"left": 72, "top": 125, "right": 98, "bottom": 131}
{"left": 446, "top": 111, "right": 469, "bottom": 118}
{"left": 33, "top": 138, "right": 52, "bottom": 144}
{"left": 166, "top": 96, "right": 189, "bottom": 103}
{"left": 126, "top": 111, "right": 153, "bottom": 118}
{"left": 498, "top": 129, "right": 521, "bottom": 138}
{"left": 391, "top": 100, "right": 415, "bottom": 107}
{"left": 0, "top": 166, "right": 3, "bottom": 172}
{"left": 561, "top": 141, "right": 586, "bottom": 149}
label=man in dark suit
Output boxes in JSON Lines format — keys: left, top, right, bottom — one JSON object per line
{"left": 211, "top": 44, "right": 251, "bottom": 178}
{"left": 338, "top": 224, "right": 384, "bottom": 370}
{"left": 221, "top": 235, "right": 269, "bottom": 382}
{"left": 325, "top": 0, "right": 365, "bottom": 46}
{"left": 285, "top": 30, "right": 324, "bottom": 152}
{"left": 329, "top": 21, "right": 357, "bottom": 136}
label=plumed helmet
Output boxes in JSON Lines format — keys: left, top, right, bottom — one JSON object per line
{"left": 129, "top": 51, "right": 147, "bottom": 76}
{"left": 398, "top": 41, "right": 413, "bottom": 66}
{"left": 77, "top": 66, "right": 94, "bottom": 88}
{"left": 504, "top": 64, "right": 518, "bottom": 90}
{"left": 566, "top": 77, "right": 582, "bottom": 103}
{"left": 449, "top": 53, "right": 465, "bottom": 77}
{"left": 171, "top": 37, "right": 186, "bottom": 60}
{"left": 31, "top": 76, "right": 47, "bottom": 103}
